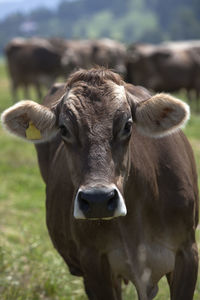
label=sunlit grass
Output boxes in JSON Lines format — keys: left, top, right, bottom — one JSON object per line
{"left": 0, "top": 61, "right": 200, "bottom": 299}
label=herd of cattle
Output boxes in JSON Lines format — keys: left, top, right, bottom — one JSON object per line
{"left": 5, "top": 37, "right": 126, "bottom": 100}
{"left": 2, "top": 36, "right": 200, "bottom": 300}
{"left": 5, "top": 37, "right": 200, "bottom": 107}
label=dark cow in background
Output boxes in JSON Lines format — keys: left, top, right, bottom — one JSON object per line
{"left": 126, "top": 41, "right": 200, "bottom": 109}
{"left": 61, "top": 38, "right": 127, "bottom": 77}
{"left": 60, "top": 39, "right": 93, "bottom": 75}
{"left": 5, "top": 37, "right": 127, "bottom": 102}
{"left": 48, "top": 37, "right": 69, "bottom": 56}
{"left": 126, "top": 43, "right": 156, "bottom": 88}
{"left": 90, "top": 39, "right": 127, "bottom": 76}
{"left": 1, "top": 68, "right": 199, "bottom": 300}
{"left": 5, "top": 37, "right": 64, "bottom": 101}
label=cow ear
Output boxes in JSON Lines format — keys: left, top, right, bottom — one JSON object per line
{"left": 134, "top": 93, "right": 190, "bottom": 137}
{"left": 1, "top": 100, "right": 58, "bottom": 143}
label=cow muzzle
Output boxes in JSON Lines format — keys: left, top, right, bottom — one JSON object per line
{"left": 74, "top": 185, "right": 127, "bottom": 220}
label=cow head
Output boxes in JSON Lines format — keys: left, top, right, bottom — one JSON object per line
{"left": 1, "top": 68, "right": 190, "bottom": 220}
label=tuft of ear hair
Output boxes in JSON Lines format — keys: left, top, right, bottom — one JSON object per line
{"left": 1, "top": 100, "right": 57, "bottom": 143}
{"left": 135, "top": 93, "right": 190, "bottom": 138}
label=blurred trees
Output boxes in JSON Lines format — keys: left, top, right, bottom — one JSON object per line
{"left": 0, "top": 0, "right": 200, "bottom": 54}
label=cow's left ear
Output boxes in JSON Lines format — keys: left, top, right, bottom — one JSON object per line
{"left": 1, "top": 100, "right": 58, "bottom": 143}
{"left": 134, "top": 93, "right": 190, "bottom": 137}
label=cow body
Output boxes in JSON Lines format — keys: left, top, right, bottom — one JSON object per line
{"left": 37, "top": 127, "right": 198, "bottom": 299}
{"left": 2, "top": 69, "right": 198, "bottom": 300}
{"left": 5, "top": 37, "right": 63, "bottom": 101}
{"left": 61, "top": 38, "right": 127, "bottom": 78}
{"left": 126, "top": 42, "right": 200, "bottom": 103}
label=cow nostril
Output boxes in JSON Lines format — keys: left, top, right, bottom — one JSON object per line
{"left": 107, "top": 189, "right": 118, "bottom": 211}
{"left": 78, "top": 193, "right": 90, "bottom": 213}
{"left": 77, "top": 188, "right": 120, "bottom": 217}
{"left": 80, "top": 199, "right": 90, "bottom": 212}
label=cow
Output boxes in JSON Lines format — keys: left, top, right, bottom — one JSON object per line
{"left": 61, "top": 39, "right": 93, "bottom": 75}
{"left": 5, "top": 37, "right": 63, "bottom": 102}
{"left": 61, "top": 39, "right": 127, "bottom": 78}
{"left": 1, "top": 68, "right": 199, "bottom": 300}
{"left": 126, "top": 43, "right": 157, "bottom": 88}
{"left": 90, "top": 39, "right": 127, "bottom": 76}
{"left": 126, "top": 42, "right": 200, "bottom": 109}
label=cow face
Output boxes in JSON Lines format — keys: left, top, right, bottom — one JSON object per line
{"left": 1, "top": 69, "right": 190, "bottom": 220}
{"left": 58, "top": 81, "right": 131, "bottom": 220}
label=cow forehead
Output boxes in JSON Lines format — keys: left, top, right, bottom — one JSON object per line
{"left": 63, "top": 82, "right": 128, "bottom": 116}
{"left": 109, "top": 82, "right": 126, "bottom": 100}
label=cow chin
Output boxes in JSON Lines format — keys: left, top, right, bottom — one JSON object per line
{"left": 73, "top": 185, "right": 127, "bottom": 220}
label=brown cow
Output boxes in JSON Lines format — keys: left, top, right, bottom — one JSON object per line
{"left": 90, "top": 39, "right": 127, "bottom": 76}
{"left": 1, "top": 68, "right": 199, "bottom": 300}
{"left": 5, "top": 37, "right": 63, "bottom": 101}
{"left": 126, "top": 42, "right": 200, "bottom": 108}
{"left": 61, "top": 39, "right": 127, "bottom": 78}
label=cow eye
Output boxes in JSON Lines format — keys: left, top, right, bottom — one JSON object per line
{"left": 59, "top": 125, "right": 70, "bottom": 138}
{"left": 123, "top": 119, "right": 133, "bottom": 136}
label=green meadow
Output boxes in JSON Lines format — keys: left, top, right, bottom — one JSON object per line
{"left": 0, "top": 61, "right": 199, "bottom": 299}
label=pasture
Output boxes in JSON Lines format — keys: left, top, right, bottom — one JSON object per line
{"left": 0, "top": 61, "right": 199, "bottom": 300}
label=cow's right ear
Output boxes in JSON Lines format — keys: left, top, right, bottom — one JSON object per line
{"left": 1, "top": 100, "right": 58, "bottom": 143}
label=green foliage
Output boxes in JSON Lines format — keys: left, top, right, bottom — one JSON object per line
{"left": 73, "top": 11, "right": 114, "bottom": 39}
{"left": 1, "top": 0, "right": 200, "bottom": 54}
{"left": 170, "top": 7, "right": 200, "bottom": 40}
{"left": 0, "top": 61, "right": 200, "bottom": 299}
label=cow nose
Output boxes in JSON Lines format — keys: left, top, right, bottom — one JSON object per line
{"left": 77, "top": 188, "right": 119, "bottom": 219}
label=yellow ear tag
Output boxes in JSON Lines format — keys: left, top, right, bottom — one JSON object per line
{"left": 26, "top": 121, "right": 42, "bottom": 140}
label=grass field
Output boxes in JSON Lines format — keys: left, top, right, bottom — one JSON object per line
{"left": 0, "top": 61, "right": 199, "bottom": 300}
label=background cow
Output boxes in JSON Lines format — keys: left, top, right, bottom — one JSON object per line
{"left": 5, "top": 37, "right": 64, "bottom": 101}
{"left": 61, "top": 38, "right": 127, "bottom": 77}
{"left": 1, "top": 68, "right": 199, "bottom": 300}
{"left": 126, "top": 41, "right": 200, "bottom": 109}
{"left": 5, "top": 37, "right": 127, "bottom": 102}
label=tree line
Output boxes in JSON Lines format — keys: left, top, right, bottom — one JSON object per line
{"left": 0, "top": 0, "right": 200, "bottom": 55}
